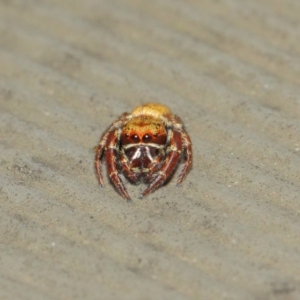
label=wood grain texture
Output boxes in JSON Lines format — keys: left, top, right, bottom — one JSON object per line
{"left": 0, "top": 0, "right": 300, "bottom": 299}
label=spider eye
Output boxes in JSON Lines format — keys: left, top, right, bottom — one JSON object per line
{"left": 153, "top": 133, "right": 158, "bottom": 137}
{"left": 142, "top": 134, "right": 152, "bottom": 142}
{"left": 131, "top": 134, "right": 140, "bottom": 142}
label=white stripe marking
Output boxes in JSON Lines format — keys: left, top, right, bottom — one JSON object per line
{"left": 123, "top": 143, "right": 165, "bottom": 150}
{"left": 131, "top": 147, "right": 141, "bottom": 160}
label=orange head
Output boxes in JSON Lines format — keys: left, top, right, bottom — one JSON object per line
{"left": 121, "top": 116, "right": 167, "bottom": 146}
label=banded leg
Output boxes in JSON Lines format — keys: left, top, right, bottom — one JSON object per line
{"left": 141, "top": 131, "right": 182, "bottom": 197}
{"left": 119, "top": 151, "right": 141, "bottom": 184}
{"left": 94, "top": 132, "right": 109, "bottom": 186}
{"left": 143, "top": 153, "right": 164, "bottom": 183}
{"left": 177, "top": 132, "right": 192, "bottom": 185}
{"left": 94, "top": 113, "right": 130, "bottom": 187}
{"left": 105, "top": 130, "right": 131, "bottom": 201}
{"left": 164, "top": 113, "right": 192, "bottom": 185}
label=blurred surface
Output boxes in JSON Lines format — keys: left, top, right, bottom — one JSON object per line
{"left": 0, "top": 0, "right": 300, "bottom": 299}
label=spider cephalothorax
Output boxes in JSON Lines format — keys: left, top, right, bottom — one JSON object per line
{"left": 94, "top": 103, "right": 192, "bottom": 201}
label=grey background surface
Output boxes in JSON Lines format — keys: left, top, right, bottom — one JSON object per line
{"left": 1, "top": 0, "right": 300, "bottom": 299}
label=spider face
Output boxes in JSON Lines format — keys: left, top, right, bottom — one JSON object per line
{"left": 94, "top": 103, "right": 192, "bottom": 201}
{"left": 120, "top": 117, "right": 167, "bottom": 172}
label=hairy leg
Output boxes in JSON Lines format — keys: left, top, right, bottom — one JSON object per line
{"left": 177, "top": 131, "right": 192, "bottom": 185}
{"left": 141, "top": 131, "right": 182, "bottom": 197}
{"left": 119, "top": 151, "right": 141, "bottom": 184}
{"left": 94, "top": 113, "right": 130, "bottom": 186}
{"left": 105, "top": 129, "right": 131, "bottom": 201}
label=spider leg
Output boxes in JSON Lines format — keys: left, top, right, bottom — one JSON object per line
{"left": 94, "top": 133, "right": 109, "bottom": 186}
{"left": 94, "top": 113, "right": 131, "bottom": 199}
{"left": 105, "top": 129, "right": 131, "bottom": 201}
{"left": 177, "top": 131, "right": 192, "bottom": 185}
{"left": 119, "top": 150, "right": 141, "bottom": 183}
{"left": 141, "top": 131, "right": 182, "bottom": 198}
{"left": 143, "top": 152, "right": 164, "bottom": 183}
{"left": 163, "top": 114, "right": 192, "bottom": 185}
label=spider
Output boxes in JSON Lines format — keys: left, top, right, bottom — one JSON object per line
{"left": 94, "top": 103, "right": 192, "bottom": 201}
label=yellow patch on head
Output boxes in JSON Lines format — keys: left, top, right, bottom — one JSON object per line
{"left": 131, "top": 103, "right": 171, "bottom": 118}
{"left": 121, "top": 103, "right": 170, "bottom": 145}
{"left": 123, "top": 116, "right": 166, "bottom": 137}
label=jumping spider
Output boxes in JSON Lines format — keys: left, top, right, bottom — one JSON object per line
{"left": 94, "top": 103, "right": 192, "bottom": 201}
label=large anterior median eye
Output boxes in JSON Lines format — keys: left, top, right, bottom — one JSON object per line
{"left": 142, "top": 134, "right": 152, "bottom": 142}
{"left": 131, "top": 134, "right": 140, "bottom": 142}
